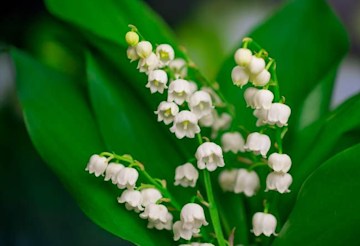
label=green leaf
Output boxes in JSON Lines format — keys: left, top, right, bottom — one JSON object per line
{"left": 13, "top": 49, "right": 168, "bottom": 246}
{"left": 273, "top": 143, "right": 360, "bottom": 246}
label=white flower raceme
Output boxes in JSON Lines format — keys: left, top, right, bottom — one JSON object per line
{"left": 195, "top": 142, "right": 225, "bottom": 171}
{"left": 154, "top": 101, "right": 179, "bottom": 125}
{"left": 231, "top": 66, "right": 249, "bottom": 88}
{"left": 267, "top": 103, "right": 291, "bottom": 127}
{"left": 117, "top": 189, "right": 143, "bottom": 212}
{"left": 252, "top": 69, "right": 271, "bottom": 87}
{"left": 180, "top": 203, "right": 208, "bottom": 230}
{"left": 244, "top": 87, "right": 259, "bottom": 108}
{"left": 85, "top": 154, "right": 108, "bottom": 177}
{"left": 140, "top": 188, "right": 163, "bottom": 207}
{"left": 169, "top": 58, "right": 187, "bottom": 78}
{"left": 221, "top": 132, "right": 245, "bottom": 153}
{"left": 188, "top": 81, "right": 198, "bottom": 94}
{"left": 254, "top": 89, "right": 274, "bottom": 110}
{"left": 104, "top": 162, "right": 124, "bottom": 184}
{"left": 140, "top": 203, "right": 169, "bottom": 224}
{"left": 268, "top": 153, "right": 292, "bottom": 173}
{"left": 125, "top": 31, "right": 139, "bottom": 46}
{"left": 218, "top": 169, "right": 238, "bottom": 192}
{"left": 156, "top": 44, "right": 175, "bottom": 67}
{"left": 252, "top": 212, "right": 277, "bottom": 237}
{"left": 173, "top": 220, "right": 199, "bottom": 241}
{"left": 266, "top": 172, "right": 292, "bottom": 193}
{"left": 136, "top": 41, "right": 152, "bottom": 58}
{"left": 253, "top": 108, "right": 268, "bottom": 127}
{"left": 174, "top": 163, "right": 199, "bottom": 187}
{"left": 234, "top": 169, "right": 260, "bottom": 197}
{"left": 234, "top": 48, "right": 252, "bottom": 67}
{"left": 167, "top": 79, "right": 191, "bottom": 105}
{"left": 137, "top": 52, "right": 159, "bottom": 74}
{"left": 116, "top": 167, "right": 139, "bottom": 189}
{"left": 248, "top": 56, "right": 265, "bottom": 75}
{"left": 127, "top": 46, "right": 139, "bottom": 62}
{"left": 146, "top": 69, "right": 168, "bottom": 94}
{"left": 170, "top": 110, "right": 200, "bottom": 139}
{"left": 147, "top": 212, "right": 173, "bottom": 230}
{"left": 244, "top": 132, "right": 271, "bottom": 157}
{"left": 188, "top": 91, "right": 213, "bottom": 118}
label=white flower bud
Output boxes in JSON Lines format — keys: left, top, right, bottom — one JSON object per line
{"left": 154, "top": 101, "right": 179, "bottom": 125}
{"left": 137, "top": 52, "right": 159, "bottom": 74}
{"left": 195, "top": 142, "right": 225, "bottom": 171}
{"left": 244, "top": 132, "right": 271, "bottom": 157}
{"left": 117, "top": 189, "right": 143, "bottom": 212}
{"left": 252, "top": 212, "right": 277, "bottom": 237}
{"left": 253, "top": 108, "right": 268, "bottom": 127}
{"left": 85, "top": 154, "right": 108, "bottom": 177}
{"left": 174, "top": 163, "right": 199, "bottom": 187}
{"left": 180, "top": 203, "right": 208, "bottom": 230}
{"left": 266, "top": 172, "right": 292, "bottom": 193}
{"left": 231, "top": 66, "right": 249, "bottom": 88}
{"left": 189, "top": 91, "right": 213, "bottom": 118}
{"left": 218, "top": 169, "right": 238, "bottom": 192}
{"left": 173, "top": 220, "right": 198, "bottom": 241}
{"left": 140, "top": 188, "right": 162, "bottom": 207}
{"left": 267, "top": 103, "right": 291, "bottom": 127}
{"left": 254, "top": 89, "right": 274, "bottom": 110}
{"left": 125, "top": 31, "right": 139, "bottom": 46}
{"left": 244, "top": 87, "right": 259, "bottom": 108}
{"left": 116, "top": 167, "right": 139, "bottom": 189}
{"left": 234, "top": 169, "right": 260, "bottom": 197}
{"left": 136, "top": 41, "right": 152, "bottom": 58}
{"left": 147, "top": 212, "right": 173, "bottom": 230}
{"left": 268, "top": 153, "right": 292, "bottom": 173}
{"left": 140, "top": 203, "right": 169, "bottom": 223}
{"left": 146, "top": 69, "right": 168, "bottom": 94}
{"left": 169, "top": 58, "right": 187, "bottom": 78}
{"left": 252, "top": 69, "right": 271, "bottom": 86}
{"left": 170, "top": 110, "right": 200, "bottom": 139}
{"left": 221, "top": 132, "right": 245, "bottom": 153}
{"left": 234, "top": 48, "right": 252, "bottom": 67}
{"left": 127, "top": 46, "right": 139, "bottom": 62}
{"left": 167, "top": 79, "right": 191, "bottom": 105}
{"left": 248, "top": 56, "right": 265, "bottom": 75}
{"left": 156, "top": 44, "right": 175, "bottom": 67}
{"left": 104, "top": 163, "right": 124, "bottom": 184}
{"left": 188, "top": 81, "right": 198, "bottom": 94}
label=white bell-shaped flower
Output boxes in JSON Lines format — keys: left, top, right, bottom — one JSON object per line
{"left": 252, "top": 69, "right": 271, "bottom": 86}
{"left": 211, "top": 112, "right": 232, "bottom": 138}
{"left": 170, "top": 110, "right": 200, "bottom": 139}
{"left": 167, "top": 79, "right": 191, "bottom": 105}
{"left": 156, "top": 44, "right": 175, "bottom": 67}
{"left": 188, "top": 91, "right": 213, "bottom": 118}
{"left": 234, "top": 169, "right": 260, "bottom": 197}
{"left": 195, "top": 142, "right": 225, "bottom": 171}
{"left": 188, "top": 81, "right": 198, "bottom": 94}
{"left": 234, "top": 48, "right": 252, "bottom": 67}
{"left": 244, "top": 132, "right": 271, "bottom": 157}
{"left": 140, "top": 188, "right": 163, "bottom": 207}
{"left": 125, "top": 31, "right": 139, "bottom": 46}
{"left": 104, "top": 162, "right": 124, "bottom": 184}
{"left": 267, "top": 103, "right": 291, "bottom": 127}
{"left": 117, "top": 189, "right": 143, "bottom": 212}
{"left": 253, "top": 108, "right": 269, "bottom": 127}
{"left": 116, "top": 167, "right": 139, "bottom": 189}
{"left": 169, "top": 58, "right": 187, "bottom": 78}
{"left": 180, "top": 203, "right": 208, "bottom": 230}
{"left": 248, "top": 56, "right": 265, "bottom": 75}
{"left": 199, "top": 109, "right": 216, "bottom": 127}
{"left": 174, "top": 163, "right": 199, "bottom": 188}
{"left": 154, "top": 101, "right": 179, "bottom": 125}
{"left": 221, "top": 132, "right": 245, "bottom": 153}
{"left": 127, "top": 46, "right": 139, "bottom": 62}
{"left": 254, "top": 89, "right": 274, "bottom": 110}
{"left": 252, "top": 212, "right": 277, "bottom": 237}
{"left": 173, "top": 220, "right": 199, "bottom": 241}
{"left": 218, "top": 169, "right": 238, "bottom": 192}
{"left": 85, "top": 154, "right": 108, "bottom": 177}
{"left": 137, "top": 52, "right": 159, "bottom": 74}
{"left": 268, "top": 153, "right": 292, "bottom": 173}
{"left": 231, "top": 66, "right": 249, "bottom": 88}
{"left": 244, "top": 87, "right": 259, "bottom": 109}
{"left": 136, "top": 41, "right": 152, "bottom": 58}
{"left": 147, "top": 212, "right": 173, "bottom": 230}
{"left": 140, "top": 203, "right": 169, "bottom": 223}
{"left": 266, "top": 172, "right": 292, "bottom": 193}
{"left": 146, "top": 69, "right": 168, "bottom": 94}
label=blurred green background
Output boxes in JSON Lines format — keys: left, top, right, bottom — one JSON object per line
{"left": 1, "top": 0, "right": 360, "bottom": 245}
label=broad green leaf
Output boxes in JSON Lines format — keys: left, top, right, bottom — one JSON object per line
{"left": 273, "top": 144, "right": 360, "bottom": 246}
{"left": 13, "top": 49, "right": 167, "bottom": 246}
